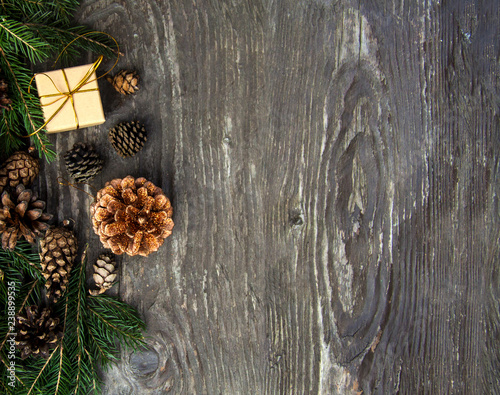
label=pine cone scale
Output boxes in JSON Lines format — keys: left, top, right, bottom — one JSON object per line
{"left": 26, "top": 208, "right": 42, "bottom": 220}
{"left": 32, "top": 220, "right": 50, "bottom": 232}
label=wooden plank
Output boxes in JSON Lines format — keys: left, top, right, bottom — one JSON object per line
{"left": 35, "top": 0, "right": 500, "bottom": 393}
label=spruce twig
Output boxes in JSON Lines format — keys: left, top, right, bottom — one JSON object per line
{"left": 0, "top": 18, "right": 51, "bottom": 63}
{"left": 84, "top": 348, "right": 98, "bottom": 393}
{"left": 55, "top": 303, "right": 69, "bottom": 395}
{"left": 0, "top": 46, "right": 53, "bottom": 161}
{"left": 27, "top": 345, "right": 59, "bottom": 395}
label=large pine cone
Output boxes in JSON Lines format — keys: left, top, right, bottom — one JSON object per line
{"left": 106, "top": 69, "right": 139, "bottom": 95}
{"left": 90, "top": 176, "right": 174, "bottom": 256}
{"left": 39, "top": 226, "right": 78, "bottom": 303}
{"left": 108, "top": 121, "right": 147, "bottom": 158}
{"left": 0, "top": 151, "right": 39, "bottom": 194}
{"left": 89, "top": 253, "right": 117, "bottom": 295}
{"left": 15, "top": 305, "right": 63, "bottom": 359}
{"left": 0, "top": 184, "right": 52, "bottom": 250}
{"left": 64, "top": 142, "right": 104, "bottom": 183}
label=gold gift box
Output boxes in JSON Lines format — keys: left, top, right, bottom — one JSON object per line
{"left": 34, "top": 64, "right": 105, "bottom": 133}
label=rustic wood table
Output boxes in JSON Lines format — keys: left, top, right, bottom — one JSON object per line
{"left": 39, "top": 0, "right": 500, "bottom": 393}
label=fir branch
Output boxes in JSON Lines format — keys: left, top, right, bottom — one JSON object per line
{"left": 65, "top": 246, "right": 103, "bottom": 393}
{"left": 55, "top": 302, "right": 69, "bottom": 395}
{"left": 88, "top": 306, "right": 144, "bottom": 345}
{"left": 25, "top": 24, "right": 121, "bottom": 61}
{"left": 86, "top": 322, "right": 118, "bottom": 367}
{"left": 71, "top": 246, "right": 89, "bottom": 391}
{"left": 0, "top": 0, "right": 78, "bottom": 26}
{"left": 0, "top": 279, "right": 37, "bottom": 389}
{"left": 0, "top": 353, "right": 25, "bottom": 388}
{"left": 0, "top": 46, "right": 38, "bottom": 131}
{"left": 26, "top": 344, "right": 59, "bottom": 395}
{"left": 83, "top": 348, "right": 98, "bottom": 394}
{"left": 0, "top": 223, "right": 146, "bottom": 395}
{"left": 11, "top": 247, "right": 44, "bottom": 282}
{"left": 0, "top": 17, "right": 51, "bottom": 63}
{"left": 1, "top": 116, "right": 23, "bottom": 155}
{"left": 0, "top": 46, "right": 54, "bottom": 161}
{"left": 17, "top": 281, "right": 37, "bottom": 314}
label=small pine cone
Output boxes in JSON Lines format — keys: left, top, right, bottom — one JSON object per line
{"left": 90, "top": 175, "right": 174, "bottom": 256}
{"left": 15, "top": 305, "right": 63, "bottom": 359}
{"left": 106, "top": 69, "right": 139, "bottom": 95}
{"left": 89, "top": 253, "right": 117, "bottom": 295}
{"left": 0, "top": 184, "right": 52, "bottom": 250}
{"left": 0, "top": 151, "right": 40, "bottom": 194}
{"left": 108, "top": 121, "right": 147, "bottom": 158}
{"left": 64, "top": 142, "right": 104, "bottom": 183}
{"left": 39, "top": 226, "right": 78, "bottom": 303}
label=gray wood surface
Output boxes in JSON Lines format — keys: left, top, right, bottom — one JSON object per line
{"left": 37, "top": 0, "right": 500, "bottom": 393}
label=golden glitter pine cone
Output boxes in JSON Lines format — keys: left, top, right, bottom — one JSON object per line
{"left": 90, "top": 175, "right": 174, "bottom": 256}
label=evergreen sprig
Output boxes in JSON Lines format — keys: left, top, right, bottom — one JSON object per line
{"left": 0, "top": 17, "right": 51, "bottom": 63}
{"left": 0, "top": 243, "right": 147, "bottom": 394}
{"left": 0, "top": 0, "right": 120, "bottom": 163}
{"left": 0, "top": 47, "right": 53, "bottom": 161}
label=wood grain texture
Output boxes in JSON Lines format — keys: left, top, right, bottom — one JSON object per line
{"left": 35, "top": 0, "right": 500, "bottom": 393}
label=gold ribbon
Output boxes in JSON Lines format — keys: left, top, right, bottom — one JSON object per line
{"left": 27, "top": 32, "right": 120, "bottom": 136}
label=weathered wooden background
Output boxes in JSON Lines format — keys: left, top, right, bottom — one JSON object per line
{"left": 38, "top": 0, "right": 500, "bottom": 393}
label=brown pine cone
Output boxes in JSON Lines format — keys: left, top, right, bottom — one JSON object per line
{"left": 0, "top": 184, "right": 52, "bottom": 250}
{"left": 106, "top": 70, "right": 139, "bottom": 95}
{"left": 90, "top": 176, "right": 174, "bottom": 256}
{"left": 15, "top": 305, "right": 63, "bottom": 359}
{"left": 108, "top": 121, "right": 147, "bottom": 158}
{"left": 0, "top": 150, "right": 40, "bottom": 194}
{"left": 39, "top": 226, "right": 78, "bottom": 303}
{"left": 64, "top": 142, "right": 104, "bottom": 183}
